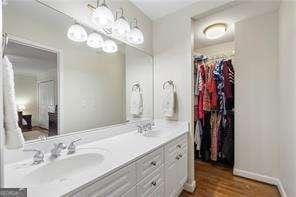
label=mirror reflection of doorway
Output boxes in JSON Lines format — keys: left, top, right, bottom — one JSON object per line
{"left": 4, "top": 36, "right": 59, "bottom": 141}
{"left": 38, "top": 80, "right": 55, "bottom": 129}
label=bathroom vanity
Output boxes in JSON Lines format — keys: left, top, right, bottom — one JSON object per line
{"left": 2, "top": 2, "right": 189, "bottom": 196}
{"left": 4, "top": 121, "right": 188, "bottom": 197}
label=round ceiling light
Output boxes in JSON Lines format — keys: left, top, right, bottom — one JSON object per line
{"left": 67, "top": 24, "right": 88, "bottom": 42}
{"left": 112, "top": 8, "right": 130, "bottom": 37}
{"left": 203, "top": 23, "right": 227, "bottom": 40}
{"left": 92, "top": 1, "right": 114, "bottom": 29}
{"left": 113, "top": 17, "right": 130, "bottom": 37}
{"left": 127, "top": 26, "right": 144, "bottom": 44}
{"left": 87, "top": 33, "right": 104, "bottom": 48}
{"left": 102, "top": 39, "right": 118, "bottom": 53}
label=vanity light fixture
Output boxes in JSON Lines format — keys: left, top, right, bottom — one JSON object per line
{"left": 92, "top": 0, "right": 114, "bottom": 29}
{"left": 203, "top": 23, "right": 227, "bottom": 40}
{"left": 102, "top": 39, "right": 118, "bottom": 53}
{"left": 127, "top": 18, "right": 144, "bottom": 44}
{"left": 87, "top": 32, "right": 104, "bottom": 48}
{"left": 112, "top": 8, "right": 130, "bottom": 37}
{"left": 67, "top": 23, "right": 88, "bottom": 42}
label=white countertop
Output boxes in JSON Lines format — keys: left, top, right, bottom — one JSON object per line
{"left": 4, "top": 121, "right": 188, "bottom": 197}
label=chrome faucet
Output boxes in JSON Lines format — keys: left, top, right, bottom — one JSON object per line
{"left": 67, "top": 138, "right": 81, "bottom": 154}
{"left": 50, "top": 142, "right": 67, "bottom": 158}
{"left": 23, "top": 149, "right": 44, "bottom": 165}
{"left": 136, "top": 120, "right": 155, "bottom": 134}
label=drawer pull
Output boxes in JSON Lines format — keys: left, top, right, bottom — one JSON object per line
{"left": 150, "top": 161, "right": 157, "bottom": 166}
{"left": 151, "top": 181, "right": 157, "bottom": 186}
{"left": 178, "top": 154, "right": 183, "bottom": 158}
{"left": 177, "top": 144, "right": 181, "bottom": 148}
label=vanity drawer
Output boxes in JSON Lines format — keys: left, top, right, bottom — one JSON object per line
{"left": 152, "top": 182, "right": 164, "bottom": 197}
{"left": 122, "top": 186, "right": 137, "bottom": 197}
{"left": 136, "top": 165, "right": 164, "bottom": 197}
{"left": 73, "top": 163, "right": 136, "bottom": 197}
{"left": 165, "top": 134, "right": 187, "bottom": 164}
{"left": 136, "top": 147, "right": 164, "bottom": 181}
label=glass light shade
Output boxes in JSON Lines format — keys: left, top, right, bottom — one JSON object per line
{"left": 112, "top": 17, "right": 130, "bottom": 37}
{"left": 67, "top": 24, "right": 88, "bottom": 42}
{"left": 102, "top": 39, "right": 118, "bottom": 53}
{"left": 126, "top": 27, "right": 144, "bottom": 44}
{"left": 204, "top": 23, "right": 227, "bottom": 40}
{"left": 92, "top": 5, "right": 114, "bottom": 28}
{"left": 87, "top": 33, "right": 104, "bottom": 48}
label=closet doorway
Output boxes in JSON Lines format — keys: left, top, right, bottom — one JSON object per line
{"left": 188, "top": 2, "right": 281, "bottom": 197}
{"left": 193, "top": 9, "right": 235, "bottom": 170}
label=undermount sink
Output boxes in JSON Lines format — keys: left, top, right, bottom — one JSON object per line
{"left": 22, "top": 149, "right": 106, "bottom": 186}
{"left": 142, "top": 129, "right": 170, "bottom": 137}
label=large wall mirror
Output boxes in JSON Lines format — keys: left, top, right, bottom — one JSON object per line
{"left": 3, "top": 1, "right": 153, "bottom": 141}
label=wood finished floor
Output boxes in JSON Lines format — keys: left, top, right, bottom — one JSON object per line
{"left": 180, "top": 161, "right": 280, "bottom": 197}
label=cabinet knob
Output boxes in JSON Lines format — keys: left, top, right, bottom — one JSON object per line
{"left": 151, "top": 181, "right": 157, "bottom": 186}
{"left": 150, "top": 161, "right": 157, "bottom": 166}
{"left": 176, "top": 155, "right": 180, "bottom": 160}
{"left": 177, "top": 144, "right": 181, "bottom": 148}
{"left": 178, "top": 154, "right": 183, "bottom": 158}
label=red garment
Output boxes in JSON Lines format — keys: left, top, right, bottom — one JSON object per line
{"left": 207, "top": 63, "right": 218, "bottom": 109}
{"left": 209, "top": 77, "right": 218, "bottom": 108}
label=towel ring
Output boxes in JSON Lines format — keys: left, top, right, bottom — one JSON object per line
{"left": 132, "top": 83, "right": 141, "bottom": 92}
{"left": 163, "top": 80, "right": 175, "bottom": 90}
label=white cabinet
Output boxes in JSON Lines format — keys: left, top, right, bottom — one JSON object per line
{"left": 136, "top": 147, "right": 164, "bottom": 181}
{"left": 122, "top": 186, "right": 137, "bottom": 197}
{"left": 136, "top": 165, "right": 164, "bottom": 197}
{"left": 176, "top": 148, "right": 188, "bottom": 189}
{"left": 71, "top": 163, "right": 136, "bottom": 197}
{"left": 165, "top": 160, "right": 178, "bottom": 197}
{"left": 71, "top": 133, "right": 187, "bottom": 197}
{"left": 165, "top": 134, "right": 188, "bottom": 197}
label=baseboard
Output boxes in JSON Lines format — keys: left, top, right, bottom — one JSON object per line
{"left": 183, "top": 180, "right": 196, "bottom": 193}
{"left": 276, "top": 179, "right": 287, "bottom": 197}
{"left": 233, "top": 168, "right": 287, "bottom": 197}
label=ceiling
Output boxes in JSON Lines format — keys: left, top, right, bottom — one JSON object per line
{"left": 129, "top": 0, "right": 200, "bottom": 20}
{"left": 5, "top": 41, "right": 57, "bottom": 76}
{"left": 194, "top": 1, "right": 280, "bottom": 49}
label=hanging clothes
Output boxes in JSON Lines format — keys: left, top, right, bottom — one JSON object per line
{"left": 194, "top": 120, "right": 203, "bottom": 151}
{"left": 210, "top": 112, "right": 221, "bottom": 161}
{"left": 193, "top": 55, "right": 235, "bottom": 166}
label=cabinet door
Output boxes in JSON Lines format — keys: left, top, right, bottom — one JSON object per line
{"left": 152, "top": 183, "right": 164, "bottom": 197}
{"left": 122, "top": 186, "right": 137, "bottom": 197}
{"left": 165, "top": 161, "right": 177, "bottom": 197}
{"left": 176, "top": 149, "right": 188, "bottom": 189}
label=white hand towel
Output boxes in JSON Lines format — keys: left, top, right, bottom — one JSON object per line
{"left": 3, "top": 56, "right": 25, "bottom": 149}
{"left": 130, "top": 90, "right": 143, "bottom": 116}
{"left": 161, "top": 86, "right": 175, "bottom": 117}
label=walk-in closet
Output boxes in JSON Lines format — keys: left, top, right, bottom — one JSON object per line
{"left": 192, "top": 5, "right": 236, "bottom": 173}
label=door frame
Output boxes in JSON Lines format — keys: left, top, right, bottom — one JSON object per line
{"left": 7, "top": 34, "right": 63, "bottom": 136}
{"left": 37, "top": 79, "right": 55, "bottom": 129}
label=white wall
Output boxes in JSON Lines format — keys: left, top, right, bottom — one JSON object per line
{"left": 0, "top": 0, "right": 4, "bottom": 187}
{"left": 14, "top": 74, "right": 38, "bottom": 125}
{"left": 153, "top": 0, "right": 232, "bottom": 189}
{"left": 235, "top": 11, "right": 279, "bottom": 178}
{"left": 194, "top": 41, "right": 234, "bottom": 57}
{"left": 125, "top": 46, "right": 153, "bottom": 120}
{"left": 279, "top": 2, "right": 296, "bottom": 196}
